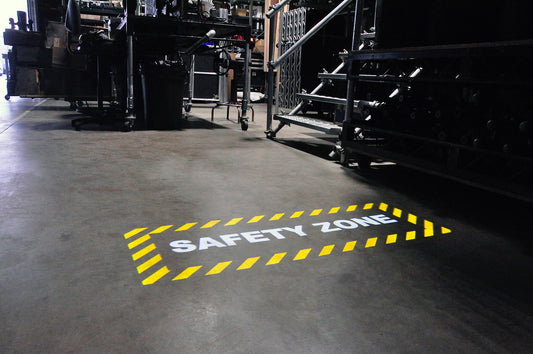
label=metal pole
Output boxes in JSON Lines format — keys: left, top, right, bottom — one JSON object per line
{"left": 241, "top": 28, "right": 251, "bottom": 123}
{"left": 344, "top": 0, "right": 362, "bottom": 127}
{"left": 265, "top": 0, "right": 291, "bottom": 19}
{"left": 266, "top": 7, "right": 277, "bottom": 131}
{"left": 126, "top": 34, "right": 134, "bottom": 116}
{"left": 271, "top": 0, "right": 352, "bottom": 69}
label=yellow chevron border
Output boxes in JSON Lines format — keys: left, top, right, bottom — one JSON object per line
{"left": 171, "top": 226, "right": 451, "bottom": 281}
{"left": 123, "top": 202, "right": 452, "bottom": 285}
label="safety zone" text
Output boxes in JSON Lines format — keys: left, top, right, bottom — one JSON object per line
{"left": 169, "top": 214, "right": 397, "bottom": 253}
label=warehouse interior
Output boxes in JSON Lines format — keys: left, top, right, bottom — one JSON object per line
{"left": 1, "top": 0, "right": 533, "bottom": 352}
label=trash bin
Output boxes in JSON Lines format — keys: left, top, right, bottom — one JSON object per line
{"left": 141, "top": 60, "right": 187, "bottom": 130}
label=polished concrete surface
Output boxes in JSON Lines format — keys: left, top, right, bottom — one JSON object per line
{"left": 1, "top": 82, "right": 532, "bottom": 352}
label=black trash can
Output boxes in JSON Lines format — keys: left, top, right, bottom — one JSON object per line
{"left": 141, "top": 60, "right": 187, "bottom": 130}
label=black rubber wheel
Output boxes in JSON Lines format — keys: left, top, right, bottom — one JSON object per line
{"left": 184, "top": 104, "right": 192, "bottom": 113}
{"left": 265, "top": 130, "right": 276, "bottom": 139}
{"left": 5, "top": 95, "right": 10, "bottom": 100}
{"left": 123, "top": 120, "right": 133, "bottom": 132}
{"left": 357, "top": 155, "right": 372, "bottom": 171}
{"left": 241, "top": 119, "right": 248, "bottom": 131}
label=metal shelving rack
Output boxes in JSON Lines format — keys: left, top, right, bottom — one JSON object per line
{"left": 340, "top": 0, "right": 533, "bottom": 202}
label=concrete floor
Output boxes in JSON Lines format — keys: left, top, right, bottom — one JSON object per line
{"left": 1, "top": 82, "right": 532, "bottom": 353}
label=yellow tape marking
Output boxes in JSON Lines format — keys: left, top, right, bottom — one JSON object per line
{"left": 406, "top": 231, "right": 416, "bottom": 241}
{"left": 319, "top": 245, "right": 335, "bottom": 256}
{"left": 132, "top": 243, "right": 156, "bottom": 261}
{"left": 294, "top": 248, "right": 312, "bottom": 261}
{"left": 201, "top": 220, "right": 221, "bottom": 229}
{"left": 237, "top": 257, "right": 261, "bottom": 270}
{"left": 329, "top": 207, "right": 340, "bottom": 214}
{"left": 225, "top": 217, "right": 243, "bottom": 226}
{"left": 424, "top": 220, "right": 434, "bottom": 237}
{"left": 266, "top": 252, "right": 286, "bottom": 265}
{"left": 290, "top": 211, "right": 304, "bottom": 218}
{"left": 137, "top": 254, "right": 162, "bottom": 274}
{"left": 365, "top": 237, "right": 378, "bottom": 248}
{"left": 346, "top": 205, "right": 357, "bottom": 212}
{"left": 141, "top": 266, "right": 169, "bottom": 285}
{"left": 270, "top": 213, "right": 284, "bottom": 221}
{"left": 363, "top": 203, "right": 374, "bottom": 210}
{"left": 386, "top": 234, "right": 397, "bottom": 244}
{"left": 248, "top": 215, "right": 265, "bottom": 223}
{"left": 310, "top": 209, "right": 322, "bottom": 216}
{"left": 441, "top": 227, "right": 451, "bottom": 234}
{"left": 379, "top": 203, "right": 388, "bottom": 212}
{"left": 150, "top": 225, "right": 173, "bottom": 234}
{"left": 173, "top": 266, "right": 203, "bottom": 280}
{"left": 175, "top": 222, "right": 198, "bottom": 231}
{"left": 124, "top": 228, "right": 148, "bottom": 239}
{"left": 343, "top": 241, "right": 357, "bottom": 252}
{"left": 407, "top": 214, "right": 417, "bottom": 225}
{"left": 128, "top": 235, "right": 151, "bottom": 249}
{"left": 206, "top": 261, "right": 232, "bottom": 275}
{"left": 393, "top": 208, "right": 402, "bottom": 218}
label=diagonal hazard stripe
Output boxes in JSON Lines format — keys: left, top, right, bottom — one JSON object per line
{"left": 408, "top": 214, "right": 417, "bottom": 224}
{"left": 248, "top": 215, "right": 264, "bottom": 223}
{"left": 270, "top": 213, "right": 284, "bottom": 221}
{"left": 124, "top": 228, "right": 148, "bottom": 239}
{"left": 310, "top": 209, "right": 322, "bottom": 216}
{"left": 290, "top": 211, "right": 304, "bottom": 218}
{"left": 319, "top": 245, "right": 335, "bottom": 256}
{"left": 294, "top": 248, "right": 312, "bottom": 261}
{"left": 176, "top": 222, "right": 197, "bottom": 231}
{"left": 142, "top": 266, "right": 169, "bottom": 285}
{"left": 365, "top": 237, "right": 378, "bottom": 248}
{"left": 424, "top": 220, "right": 434, "bottom": 237}
{"left": 206, "top": 261, "right": 232, "bottom": 275}
{"left": 237, "top": 257, "right": 260, "bottom": 270}
{"left": 364, "top": 203, "right": 374, "bottom": 210}
{"left": 225, "top": 218, "right": 243, "bottom": 226}
{"left": 149, "top": 225, "right": 173, "bottom": 234}
{"left": 346, "top": 205, "right": 357, "bottom": 212}
{"left": 386, "top": 234, "right": 397, "bottom": 244}
{"left": 132, "top": 243, "right": 156, "bottom": 261}
{"left": 201, "top": 220, "right": 221, "bottom": 229}
{"left": 393, "top": 208, "right": 402, "bottom": 218}
{"left": 441, "top": 227, "right": 451, "bottom": 234}
{"left": 137, "top": 254, "right": 162, "bottom": 274}
{"left": 379, "top": 203, "right": 388, "bottom": 211}
{"left": 329, "top": 207, "right": 340, "bottom": 214}
{"left": 406, "top": 231, "right": 416, "bottom": 241}
{"left": 266, "top": 252, "right": 286, "bottom": 265}
{"left": 343, "top": 241, "right": 357, "bottom": 252}
{"left": 173, "top": 266, "right": 203, "bottom": 281}
{"left": 128, "top": 235, "right": 151, "bottom": 249}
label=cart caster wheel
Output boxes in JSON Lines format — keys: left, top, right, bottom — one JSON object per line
{"left": 5, "top": 95, "right": 10, "bottom": 100}
{"left": 184, "top": 104, "right": 192, "bottom": 113}
{"left": 265, "top": 130, "right": 276, "bottom": 139}
{"left": 356, "top": 154, "right": 371, "bottom": 171}
{"left": 69, "top": 102, "right": 77, "bottom": 110}
{"left": 123, "top": 120, "right": 133, "bottom": 132}
{"left": 241, "top": 118, "right": 248, "bottom": 131}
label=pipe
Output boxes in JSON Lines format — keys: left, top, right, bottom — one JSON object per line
{"left": 266, "top": 0, "right": 291, "bottom": 19}
{"left": 289, "top": 61, "right": 345, "bottom": 115}
{"left": 185, "top": 29, "right": 216, "bottom": 55}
